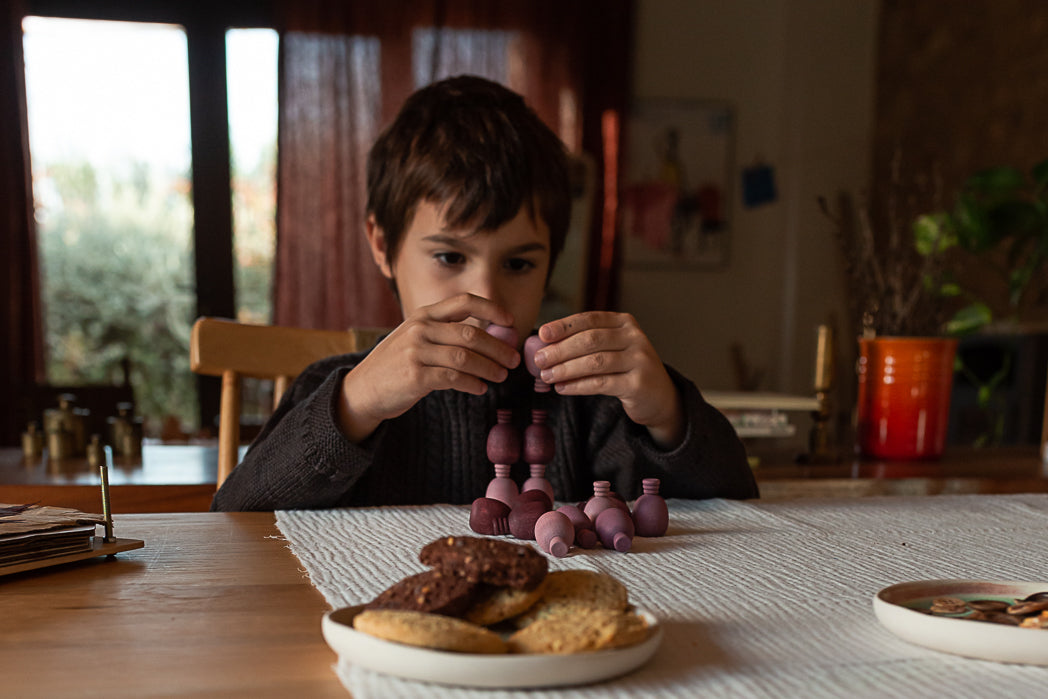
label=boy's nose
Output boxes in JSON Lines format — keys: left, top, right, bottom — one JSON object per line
{"left": 466, "top": 269, "right": 502, "bottom": 306}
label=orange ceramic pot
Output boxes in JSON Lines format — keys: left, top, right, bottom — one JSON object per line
{"left": 856, "top": 337, "right": 958, "bottom": 460}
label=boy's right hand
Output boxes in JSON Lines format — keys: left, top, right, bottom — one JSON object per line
{"left": 337, "top": 293, "right": 521, "bottom": 443}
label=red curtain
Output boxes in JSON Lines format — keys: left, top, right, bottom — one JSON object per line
{"left": 1, "top": 0, "right": 44, "bottom": 445}
{"left": 273, "top": 0, "right": 632, "bottom": 330}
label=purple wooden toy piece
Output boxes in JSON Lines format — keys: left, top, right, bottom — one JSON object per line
{"left": 485, "top": 323, "right": 519, "bottom": 348}
{"left": 485, "top": 464, "right": 519, "bottom": 507}
{"left": 508, "top": 499, "right": 549, "bottom": 540}
{"left": 595, "top": 507, "right": 635, "bottom": 553}
{"left": 516, "top": 487, "right": 552, "bottom": 510}
{"left": 556, "top": 503, "right": 598, "bottom": 548}
{"left": 470, "top": 497, "right": 511, "bottom": 535}
{"left": 486, "top": 409, "right": 520, "bottom": 464}
{"left": 523, "top": 334, "right": 551, "bottom": 393}
{"left": 535, "top": 510, "right": 574, "bottom": 557}
{"left": 632, "top": 477, "right": 669, "bottom": 537}
{"left": 583, "top": 480, "right": 629, "bottom": 520}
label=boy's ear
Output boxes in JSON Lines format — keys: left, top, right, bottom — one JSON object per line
{"left": 365, "top": 215, "right": 394, "bottom": 279}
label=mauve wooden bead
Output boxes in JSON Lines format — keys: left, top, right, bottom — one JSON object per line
{"left": 523, "top": 335, "right": 552, "bottom": 393}
{"left": 516, "top": 487, "right": 552, "bottom": 510}
{"left": 524, "top": 409, "right": 555, "bottom": 464}
{"left": 486, "top": 409, "right": 520, "bottom": 464}
{"left": 485, "top": 463, "right": 519, "bottom": 507}
{"left": 470, "top": 497, "right": 511, "bottom": 535}
{"left": 508, "top": 499, "right": 549, "bottom": 540}
{"left": 535, "top": 510, "right": 574, "bottom": 557}
{"left": 522, "top": 464, "right": 555, "bottom": 502}
{"left": 485, "top": 323, "right": 519, "bottom": 348}
{"left": 632, "top": 477, "right": 668, "bottom": 537}
{"left": 595, "top": 507, "right": 635, "bottom": 553}
{"left": 556, "top": 503, "right": 598, "bottom": 548}
{"left": 582, "top": 480, "right": 629, "bottom": 520}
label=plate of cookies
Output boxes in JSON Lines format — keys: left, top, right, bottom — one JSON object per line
{"left": 322, "top": 535, "right": 662, "bottom": 688}
{"left": 873, "top": 579, "right": 1048, "bottom": 665}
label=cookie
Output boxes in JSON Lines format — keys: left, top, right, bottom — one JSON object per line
{"left": 462, "top": 578, "right": 548, "bottom": 626}
{"left": 513, "top": 570, "right": 629, "bottom": 626}
{"left": 508, "top": 608, "right": 651, "bottom": 654}
{"left": 365, "top": 569, "right": 482, "bottom": 617}
{"left": 353, "top": 609, "right": 507, "bottom": 654}
{"left": 419, "top": 535, "right": 548, "bottom": 590}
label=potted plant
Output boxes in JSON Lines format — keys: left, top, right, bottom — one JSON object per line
{"left": 820, "top": 156, "right": 1048, "bottom": 460}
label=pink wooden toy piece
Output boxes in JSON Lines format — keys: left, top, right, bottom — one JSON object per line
{"left": 556, "top": 503, "right": 598, "bottom": 548}
{"left": 485, "top": 323, "right": 519, "bottom": 348}
{"left": 485, "top": 409, "right": 520, "bottom": 506}
{"left": 469, "top": 497, "right": 511, "bottom": 535}
{"left": 523, "top": 334, "right": 551, "bottom": 393}
{"left": 632, "top": 477, "right": 669, "bottom": 537}
{"left": 595, "top": 507, "right": 635, "bottom": 553}
{"left": 535, "top": 510, "right": 574, "bottom": 557}
{"left": 522, "top": 409, "right": 555, "bottom": 501}
{"left": 509, "top": 499, "right": 549, "bottom": 540}
{"left": 583, "top": 480, "right": 629, "bottom": 520}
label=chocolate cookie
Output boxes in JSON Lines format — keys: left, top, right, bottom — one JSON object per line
{"left": 419, "top": 535, "right": 548, "bottom": 590}
{"left": 365, "top": 569, "right": 482, "bottom": 617}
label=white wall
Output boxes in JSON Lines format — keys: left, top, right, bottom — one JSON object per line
{"left": 624, "top": 0, "right": 878, "bottom": 399}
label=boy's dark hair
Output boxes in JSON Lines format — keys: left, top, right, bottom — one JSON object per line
{"left": 366, "top": 75, "right": 571, "bottom": 276}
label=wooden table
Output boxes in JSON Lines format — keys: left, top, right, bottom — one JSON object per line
{"left": 0, "top": 444, "right": 218, "bottom": 513}
{"left": 3, "top": 444, "right": 1047, "bottom": 511}
{"left": 0, "top": 512, "right": 345, "bottom": 698}
{"left": 755, "top": 445, "right": 1048, "bottom": 499}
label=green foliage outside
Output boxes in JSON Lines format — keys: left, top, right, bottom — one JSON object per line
{"left": 37, "top": 147, "right": 276, "bottom": 436}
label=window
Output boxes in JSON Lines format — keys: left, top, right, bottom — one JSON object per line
{"left": 23, "top": 16, "right": 198, "bottom": 434}
{"left": 22, "top": 13, "right": 280, "bottom": 438}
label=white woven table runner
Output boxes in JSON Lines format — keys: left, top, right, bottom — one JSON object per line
{"left": 277, "top": 494, "right": 1048, "bottom": 698}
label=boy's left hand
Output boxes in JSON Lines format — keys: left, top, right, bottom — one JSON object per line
{"left": 534, "top": 312, "right": 684, "bottom": 449}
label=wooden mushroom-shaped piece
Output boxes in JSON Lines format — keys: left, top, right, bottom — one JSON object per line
{"left": 595, "top": 507, "right": 635, "bottom": 553}
{"left": 535, "top": 510, "right": 574, "bottom": 557}
{"left": 469, "top": 497, "right": 511, "bottom": 536}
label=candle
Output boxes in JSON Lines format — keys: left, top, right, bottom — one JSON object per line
{"left": 814, "top": 324, "right": 834, "bottom": 391}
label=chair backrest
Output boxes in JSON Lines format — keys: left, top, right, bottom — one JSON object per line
{"left": 190, "top": 317, "right": 388, "bottom": 489}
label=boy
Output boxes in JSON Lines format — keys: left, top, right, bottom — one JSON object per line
{"left": 211, "top": 75, "right": 756, "bottom": 511}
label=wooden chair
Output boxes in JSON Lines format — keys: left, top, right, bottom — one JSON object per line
{"left": 189, "top": 317, "right": 389, "bottom": 488}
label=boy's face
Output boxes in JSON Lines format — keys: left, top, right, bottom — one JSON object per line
{"left": 367, "top": 200, "right": 551, "bottom": 345}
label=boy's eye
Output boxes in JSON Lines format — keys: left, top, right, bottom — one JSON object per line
{"left": 434, "top": 252, "right": 465, "bottom": 266}
{"left": 505, "top": 258, "right": 536, "bottom": 273}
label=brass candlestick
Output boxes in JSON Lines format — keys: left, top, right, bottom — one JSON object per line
{"left": 99, "top": 446, "right": 115, "bottom": 544}
{"left": 808, "top": 324, "right": 837, "bottom": 462}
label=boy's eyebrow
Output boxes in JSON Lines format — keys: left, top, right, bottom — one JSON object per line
{"left": 421, "top": 234, "right": 548, "bottom": 255}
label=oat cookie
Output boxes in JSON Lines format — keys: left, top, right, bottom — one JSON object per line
{"left": 513, "top": 570, "right": 629, "bottom": 626}
{"left": 463, "top": 578, "right": 548, "bottom": 626}
{"left": 353, "top": 609, "right": 507, "bottom": 654}
{"left": 365, "top": 569, "right": 482, "bottom": 617}
{"left": 419, "top": 535, "right": 548, "bottom": 590}
{"left": 508, "top": 608, "right": 650, "bottom": 654}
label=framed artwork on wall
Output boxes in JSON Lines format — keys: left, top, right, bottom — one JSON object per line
{"left": 621, "top": 99, "right": 735, "bottom": 269}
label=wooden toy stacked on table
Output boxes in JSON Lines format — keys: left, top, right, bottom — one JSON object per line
{"left": 470, "top": 327, "right": 669, "bottom": 556}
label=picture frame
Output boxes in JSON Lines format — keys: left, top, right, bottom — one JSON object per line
{"left": 621, "top": 99, "right": 735, "bottom": 269}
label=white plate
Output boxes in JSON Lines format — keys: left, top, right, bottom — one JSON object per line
{"left": 873, "top": 579, "right": 1048, "bottom": 665}
{"left": 322, "top": 604, "right": 663, "bottom": 689}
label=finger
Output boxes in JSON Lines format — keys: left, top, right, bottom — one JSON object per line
{"left": 409, "top": 336, "right": 514, "bottom": 384}
{"left": 422, "top": 320, "right": 520, "bottom": 369}
{"left": 539, "top": 348, "right": 629, "bottom": 386}
{"left": 538, "top": 311, "right": 624, "bottom": 343}
{"left": 534, "top": 326, "right": 631, "bottom": 371}
{"left": 549, "top": 371, "right": 630, "bottom": 398}
{"left": 427, "top": 292, "right": 514, "bottom": 328}
{"left": 417, "top": 365, "right": 492, "bottom": 396}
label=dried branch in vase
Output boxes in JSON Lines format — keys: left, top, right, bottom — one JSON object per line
{"left": 820, "top": 154, "right": 951, "bottom": 338}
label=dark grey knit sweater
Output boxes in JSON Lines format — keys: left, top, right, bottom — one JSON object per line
{"left": 210, "top": 350, "right": 757, "bottom": 511}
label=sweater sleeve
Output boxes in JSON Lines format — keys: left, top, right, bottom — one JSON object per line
{"left": 577, "top": 365, "right": 758, "bottom": 501}
{"left": 210, "top": 353, "right": 378, "bottom": 511}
